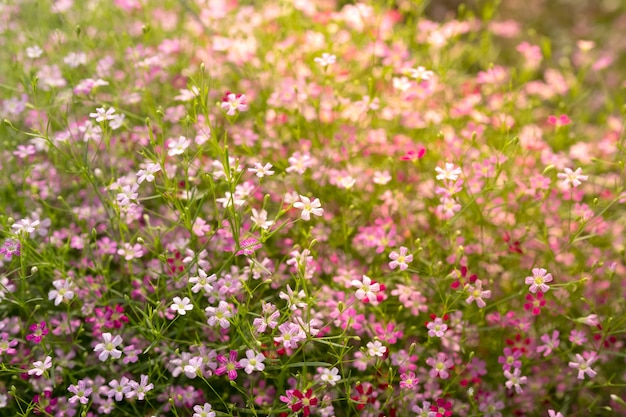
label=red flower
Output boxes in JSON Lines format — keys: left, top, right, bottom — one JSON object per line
{"left": 450, "top": 266, "right": 477, "bottom": 290}
{"left": 523, "top": 291, "right": 546, "bottom": 315}
{"left": 351, "top": 383, "right": 375, "bottom": 411}
{"left": 400, "top": 147, "right": 426, "bottom": 161}
{"left": 290, "top": 389, "right": 318, "bottom": 417}
{"left": 430, "top": 398, "right": 453, "bottom": 417}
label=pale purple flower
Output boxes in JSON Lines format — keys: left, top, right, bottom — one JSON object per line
{"left": 388, "top": 246, "right": 413, "bottom": 271}
{"left": 557, "top": 167, "right": 588, "bottom": 187}
{"left": 68, "top": 380, "right": 92, "bottom": 405}
{"left": 93, "top": 333, "right": 123, "bottom": 361}
{"left": 568, "top": 351, "right": 598, "bottom": 380}
{"left": 504, "top": 368, "right": 527, "bottom": 393}
{"left": 239, "top": 349, "right": 266, "bottom": 374}
{"left": 426, "top": 352, "right": 454, "bottom": 379}
{"left": 205, "top": 301, "right": 233, "bottom": 328}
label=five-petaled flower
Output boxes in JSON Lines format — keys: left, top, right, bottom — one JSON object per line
{"left": 93, "top": 332, "right": 124, "bottom": 361}
{"left": 504, "top": 367, "right": 527, "bottom": 393}
{"left": 557, "top": 167, "right": 588, "bottom": 188}
{"left": 215, "top": 350, "right": 242, "bottom": 380}
{"left": 388, "top": 246, "right": 413, "bottom": 271}
{"left": 221, "top": 92, "right": 248, "bottom": 116}
{"left": 290, "top": 389, "right": 318, "bottom": 417}
{"left": 525, "top": 268, "right": 553, "bottom": 293}
{"left": 293, "top": 195, "right": 324, "bottom": 221}
{"left": 351, "top": 275, "right": 381, "bottom": 303}
{"left": 170, "top": 296, "right": 193, "bottom": 315}
{"left": 568, "top": 351, "right": 598, "bottom": 380}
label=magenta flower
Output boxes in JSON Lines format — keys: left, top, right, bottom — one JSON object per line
{"left": 569, "top": 351, "right": 598, "bottom": 380}
{"left": 426, "top": 352, "right": 454, "bottom": 379}
{"left": 215, "top": 350, "right": 242, "bottom": 380}
{"left": 26, "top": 321, "right": 48, "bottom": 344}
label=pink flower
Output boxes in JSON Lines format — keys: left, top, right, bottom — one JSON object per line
{"left": 399, "top": 371, "right": 419, "bottom": 389}
{"left": 221, "top": 92, "right": 248, "bottom": 116}
{"left": 215, "top": 350, "right": 242, "bottom": 380}
{"left": 465, "top": 279, "right": 492, "bottom": 308}
{"left": 557, "top": 167, "right": 588, "bottom": 188}
{"left": 426, "top": 352, "right": 454, "bottom": 379}
{"left": 568, "top": 351, "right": 598, "bottom": 380}
{"left": 525, "top": 268, "right": 553, "bottom": 293}
{"left": 427, "top": 318, "right": 448, "bottom": 338}
{"left": 388, "top": 246, "right": 413, "bottom": 271}
{"left": 504, "top": 368, "right": 527, "bottom": 393}
{"left": 547, "top": 114, "right": 571, "bottom": 126}
{"left": 26, "top": 321, "right": 49, "bottom": 344}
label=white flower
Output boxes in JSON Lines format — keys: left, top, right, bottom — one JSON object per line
{"left": 28, "top": 356, "right": 52, "bottom": 376}
{"left": 251, "top": 208, "right": 274, "bottom": 230}
{"left": 26, "top": 45, "right": 43, "bottom": 59}
{"left": 89, "top": 106, "right": 116, "bottom": 123}
{"left": 320, "top": 367, "right": 341, "bottom": 386}
{"left": 248, "top": 162, "right": 275, "bottom": 178}
{"left": 367, "top": 340, "right": 387, "bottom": 357}
{"left": 188, "top": 269, "right": 216, "bottom": 294}
{"left": 314, "top": 53, "right": 336, "bottom": 67}
{"left": 351, "top": 275, "right": 380, "bottom": 302}
{"left": 167, "top": 136, "right": 190, "bottom": 156}
{"left": 239, "top": 349, "right": 266, "bottom": 374}
{"left": 406, "top": 66, "right": 434, "bottom": 81}
{"left": 137, "top": 163, "right": 161, "bottom": 184}
{"left": 93, "top": 333, "right": 123, "bottom": 361}
{"left": 435, "top": 163, "right": 463, "bottom": 181}
{"left": 557, "top": 167, "right": 588, "bottom": 188}
{"left": 48, "top": 279, "right": 75, "bottom": 306}
{"left": 170, "top": 296, "right": 193, "bottom": 315}
{"left": 293, "top": 195, "right": 324, "bottom": 221}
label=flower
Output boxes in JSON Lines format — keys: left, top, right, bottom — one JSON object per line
{"left": 205, "top": 301, "right": 233, "bottom": 328}
{"left": 523, "top": 291, "right": 546, "bottom": 315}
{"left": 465, "top": 279, "right": 492, "bottom": 308}
{"left": 89, "top": 106, "right": 116, "bottom": 122}
{"left": 48, "top": 279, "right": 75, "bottom": 306}
{"left": 319, "top": 367, "right": 341, "bottom": 386}
{"left": 189, "top": 269, "right": 217, "bottom": 294}
{"left": 351, "top": 275, "right": 380, "bottom": 303}
{"left": 93, "top": 332, "right": 123, "bottom": 361}
{"left": 293, "top": 195, "right": 324, "bottom": 221}
{"left": 248, "top": 162, "right": 275, "bottom": 178}
{"left": 568, "top": 351, "right": 598, "bottom": 380}
{"left": 366, "top": 340, "right": 387, "bottom": 357}
{"left": 350, "top": 383, "right": 375, "bottom": 411}
{"left": 399, "top": 371, "right": 419, "bottom": 389}
{"left": 193, "top": 403, "right": 216, "bottom": 417}
{"left": 435, "top": 163, "right": 462, "bottom": 181}
{"left": 0, "top": 239, "right": 20, "bottom": 259}
{"left": 427, "top": 317, "right": 448, "bottom": 338}
{"left": 314, "top": 53, "right": 336, "bottom": 67}
{"left": 167, "top": 135, "right": 190, "bottom": 156}
{"left": 430, "top": 398, "right": 453, "bottom": 417}
{"left": 406, "top": 66, "right": 434, "bottom": 80}
{"left": 525, "top": 268, "right": 553, "bottom": 293}
{"left": 290, "top": 389, "right": 318, "bottom": 417}
{"left": 26, "top": 321, "right": 48, "bottom": 344}
{"left": 557, "top": 167, "right": 588, "bottom": 188}
{"left": 221, "top": 92, "right": 248, "bottom": 116}
{"left": 548, "top": 410, "right": 564, "bottom": 417}
{"left": 388, "top": 246, "right": 413, "bottom": 271}
{"left": 170, "top": 296, "right": 193, "bottom": 315}
{"left": 215, "top": 350, "right": 242, "bottom": 380}
{"left": 504, "top": 368, "right": 527, "bottom": 393}
{"left": 68, "top": 380, "right": 93, "bottom": 405}
{"left": 239, "top": 349, "right": 266, "bottom": 374}
{"left": 426, "top": 352, "right": 454, "bottom": 379}
{"left": 28, "top": 356, "right": 52, "bottom": 376}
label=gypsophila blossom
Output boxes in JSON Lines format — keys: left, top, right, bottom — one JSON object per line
{"left": 239, "top": 349, "right": 266, "bottom": 374}
{"left": 136, "top": 162, "right": 161, "bottom": 183}
{"left": 26, "top": 321, "right": 48, "bottom": 344}
{"left": 504, "top": 368, "right": 527, "bottom": 393}
{"left": 427, "top": 318, "right": 448, "bottom": 338}
{"left": 93, "top": 332, "right": 123, "bottom": 361}
{"left": 205, "top": 300, "right": 233, "bottom": 328}
{"left": 167, "top": 136, "right": 190, "bottom": 156}
{"left": 279, "top": 284, "right": 308, "bottom": 310}
{"left": 426, "top": 352, "right": 454, "bottom": 379}
{"left": 170, "top": 296, "right": 193, "bottom": 315}
{"left": 319, "top": 367, "right": 341, "bottom": 386}
{"left": 400, "top": 371, "right": 419, "bottom": 389}
{"left": 435, "top": 163, "right": 463, "bottom": 181}
{"left": 128, "top": 375, "right": 153, "bottom": 400}
{"left": 68, "top": 380, "right": 92, "bottom": 405}
{"left": 537, "top": 330, "right": 560, "bottom": 357}
{"left": 28, "top": 356, "right": 52, "bottom": 376}
{"left": 525, "top": 268, "right": 553, "bottom": 293}
{"left": 388, "top": 246, "right": 413, "bottom": 270}
{"left": 568, "top": 351, "right": 598, "bottom": 380}
{"left": 189, "top": 269, "right": 217, "bottom": 294}
{"left": 215, "top": 350, "right": 242, "bottom": 380}
{"left": 351, "top": 275, "right": 380, "bottom": 303}
{"left": 221, "top": 92, "right": 248, "bottom": 116}
{"left": 251, "top": 208, "right": 274, "bottom": 230}
{"left": 465, "top": 279, "right": 492, "bottom": 308}
{"left": 314, "top": 53, "right": 336, "bottom": 67}
{"left": 193, "top": 403, "right": 216, "bottom": 417}
{"left": 406, "top": 66, "right": 435, "bottom": 80}
{"left": 48, "top": 279, "right": 75, "bottom": 306}
{"left": 89, "top": 106, "right": 116, "bottom": 122}
{"left": 548, "top": 410, "right": 564, "bottom": 417}
{"left": 557, "top": 167, "right": 588, "bottom": 187}
{"left": 366, "top": 340, "right": 387, "bottom": 357}
{"left": 0, "top": 239, "right": 20, "bottom": 259}
{"left": 248, "top": 162, "right": 275, "bottom": 178}
{"left": 293, "top": 195, "right": 324, "bottom": 221}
